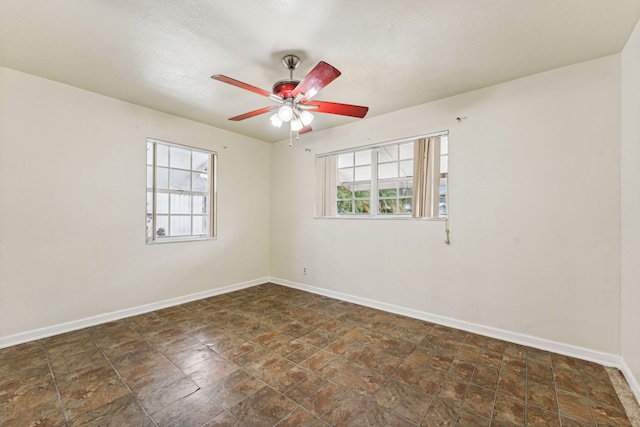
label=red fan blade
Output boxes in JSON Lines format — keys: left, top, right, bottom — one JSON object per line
{"left": 298, "top": 125, "right": 313, "bottom": 134}
{"left": 211, "top": 75, "right": 272, "bottom": 98}
{"left": 229, "top": 106, "right": 277, "bottom": 121}
{"left": 291, "top": 61, "right": 341, "bottom": 100}
{"left": 305, "top": 101, "right": 369, "bottom": 118}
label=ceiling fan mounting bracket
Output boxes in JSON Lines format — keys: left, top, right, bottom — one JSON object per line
{"left": 281, "top": 54, "right": 301, "bottom": 71}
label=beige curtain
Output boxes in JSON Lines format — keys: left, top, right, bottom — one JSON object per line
{"left": 315, "top": 155, "right": 337, "bottom": 216}
{"left": 413, "top": 137, "right": 441, "bottom": 218}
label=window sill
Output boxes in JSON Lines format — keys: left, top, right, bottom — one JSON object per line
{"left": 314, "top": 215, "right": 447, "bottom": 221}
{"left": 146, "top": 236, "right": 216, "bottom": 245}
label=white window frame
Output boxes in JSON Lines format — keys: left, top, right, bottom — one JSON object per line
{"left": 146, "top": 138, "right": 217, "bottom": 243}
{"left": 336, "top": 150, "right": 373, "bottom": 214}
{"left": 375, "top": 142, "right": 415, "bottom": 216}
{"left": 318, "top": 131, "right": 448, "bottom": 220}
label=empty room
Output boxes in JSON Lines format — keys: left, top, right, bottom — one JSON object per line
{"left": 1, "top": 1, "right": 640, "bottom": 426}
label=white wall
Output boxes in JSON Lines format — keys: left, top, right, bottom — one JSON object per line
{"left": 621, "top": 17, "right": 640, "bottom": 396}
{"left": 0, "top": 67, "right": 271, "bottom": 340}
{"left": 271, "top": 55, "right": 621, "bottom": 355}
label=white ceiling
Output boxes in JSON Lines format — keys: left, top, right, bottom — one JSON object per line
{"left": 1, "top": 0, "right": 639, "bottom": 143}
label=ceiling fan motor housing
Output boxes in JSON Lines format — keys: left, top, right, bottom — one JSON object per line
{"left": 272, "top": 80, "right": 300, "bottom": 99}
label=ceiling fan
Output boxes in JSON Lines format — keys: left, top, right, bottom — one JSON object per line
{"left": 211, "top": 55, "right": 369, "bottom": 139}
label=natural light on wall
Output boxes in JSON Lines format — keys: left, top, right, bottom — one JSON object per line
{"left": 315, "top": 133, "right": 448, "bottom": 219}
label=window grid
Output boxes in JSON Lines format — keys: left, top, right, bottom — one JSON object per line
{"left": 332, "top": 134, "right": 448, "bottom": 218}
{"left": 146, "top": 139, "right": 215, "bottom": 243}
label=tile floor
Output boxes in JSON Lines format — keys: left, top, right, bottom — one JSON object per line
{"left": 0, "top": 283, "right": 634, "bottom": 426}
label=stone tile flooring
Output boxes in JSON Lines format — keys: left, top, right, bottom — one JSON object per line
{"left": 0, "top": 283, "right": 635, "bottom": 426}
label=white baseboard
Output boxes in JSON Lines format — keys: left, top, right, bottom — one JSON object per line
{"left": 0, "top": 277, "right": 268, "bottom": 349}
{"left": 620, "top": 357, "right": 640, "bottom": 404}
{"left": 269, "top": 277, "right": 621, "bottom": 368}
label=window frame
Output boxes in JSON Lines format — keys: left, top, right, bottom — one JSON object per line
{"left": 318, "top": 131, "right": 448, "bottom": 220}
{"left": 146, "top": 138, "right": 217, "bottom": 244}
{"left": 375, "top": 141, "right": 415, "bottom": 216}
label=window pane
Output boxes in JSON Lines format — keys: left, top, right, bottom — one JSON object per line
{"left": 399, "top": 143, "right": 414, "bottom": 160}
{"left": 337, "top": 185, "right": 353, "bottom": 200}
{"left": 170, "top": 216, "right": 191, "bottom": 236}
{"left": 378, "top": 162, "right": 398, "bottom": 179}
{"left": 193, "top": 195, "right": 208, "bottom": 214}
{"left": 378, "top": 145, "right": 398, "bottom": 162}
{"left": 156, "top": 215, "right": 168, "bottom": 237}
{"left": 337, "top": 200, "right": 352, "bottom": 214}
{"left": 399, "top": 198, "right": 413, "bottom": 213}
{"left": 379, "top": 191, "right": 397, "bottom": 198}
{"left": 170, "top": 169, "right": 190, "bottom": 191}
{"left": 192, "top": 151, "right": 209, "bottom": 172}
{"left": 354, "top": 184, "right": 370, "bottom": 198}
{"left": 440, "top": 155, "right": 448, "bottom": 174}
{"left": 355, "top": 150, "right": 371, "bottom": 166}
{"left": 193, "top": 216, "right": 207, "bottom": 235}
{"left": 338, "top": 168, "right": 354, "bottom": 183}
{"left": 156, "top": 167, "right": 168, "bottom": 189}
{"left": 157, "top": 144, "right": 169, "bottom": 167}
{"left": 147, "top": 142, "right": 153, "bottom": 165}
{"left": 439, "top": 197, "right": 447, "bottom": 216}
{"left": 399, "top": 185, "right": 413, "bottom": 197}
{"left": 439, "top": 177, "right": 447, "bottom": 196}
{"left": 192, "top": 172, "right": 208, "bottom": 192}
{"left": 156, "top": 193, "right": 169, "bottom": 214}
{"left": 399, "top": 160, "right": 413, "bottom": 177}
{"left": 379, "top": 199, "right": 397, "bottom": 214}
{"left": 170, "top": 194, "right": 191, "bottom": 214}
{"left": 146, "top": 165, "right": 153, "bottom": 188}
{"left": 441, "top": 137, "right": 448, "bottom": 155}
{"left": 337, "top": 153, "right": 353, "bottom": 168}
{"left": 379, "top": 180, "right": 397, "bottom": 192}
{"left": 146, "top": 192, "right": 153, "bottom": 214}
{"left": 355, "top": 200, "right": 370, "bottom": 214}
{"left": 170, "top": 146, "right": 191, "bottom": 169}
{"left": 146, "top": 214, "right": 152, "bottom": 241}
{"left": 354, "top": 165, "right": 371, "bottom": 181}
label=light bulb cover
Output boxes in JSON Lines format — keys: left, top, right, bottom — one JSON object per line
{"left": 299, "top": 110, "right": 314, "bottom": 126}
{"left": 278, "top": 105, "right": 293, "bottom": 122}
{"left": 270, "top": 114, "right": 283, "bottom": 128}
{"left": 291, "top": 118, "right": 303, "bottom": 131}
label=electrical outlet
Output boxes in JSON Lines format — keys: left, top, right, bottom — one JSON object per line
{"left": 303, "top": 267, "right": 308, "bottom": 275}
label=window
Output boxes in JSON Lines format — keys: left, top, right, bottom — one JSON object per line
{"left": 376, "top": 142, "right": 414, "bottom": 214}
{"left": 439, "top": 138, "right": 448, "bottom": 216}
{"left": 316, "top": 133, "right": 448, "bottom": 219}
{"left": 337, "top": 150, "right": 372, "bottom": 214}
{"left": 146, "top": 139, "right": 216, "bottom": 243}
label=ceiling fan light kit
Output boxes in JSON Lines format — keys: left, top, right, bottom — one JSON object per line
{"left": 277, "top": 103, "right": 294, "bottom": 121}
{"left": 211, "top": 54, "right": 369, "bottom": 143}
{"left": 269, "top": 114, "right": 283, "bottom": 128}
{"left": 299, "top": 110, "right": 314, "bottom": 126}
